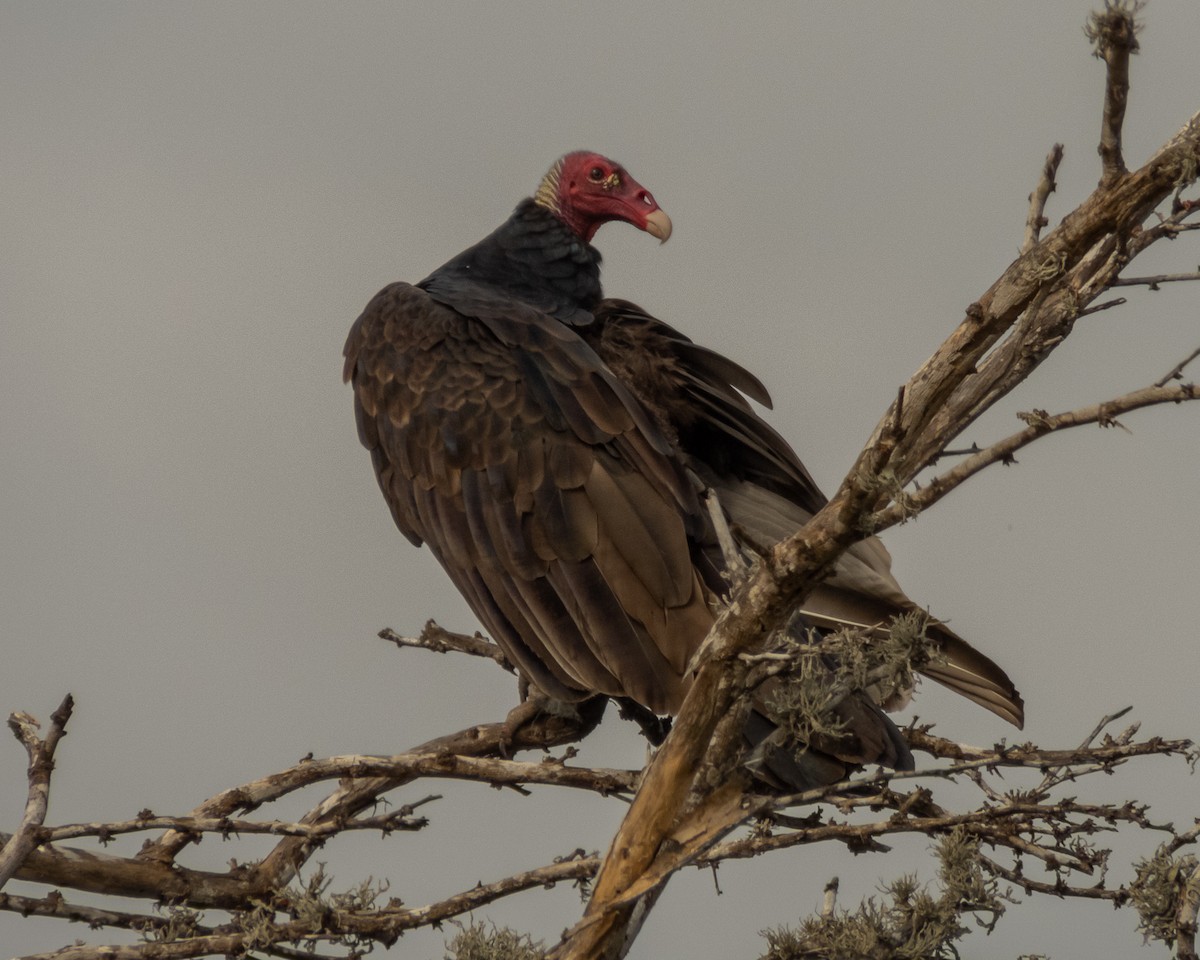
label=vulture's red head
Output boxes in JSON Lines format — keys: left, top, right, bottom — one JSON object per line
{"left": 534, "top": 151, "right": 672, "bottom": 244}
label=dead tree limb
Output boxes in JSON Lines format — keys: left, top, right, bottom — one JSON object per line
{"left": 0, "top": 695, "right": 73, "bottom": 892}
{"left": 549, "top": 9, "right": 1200, "bottom": 955}
{"left": 1088, "top": 0, "right": 1139, "bottom": 186}
{"left": 872, "top": 371, "right": 1199, "bottom": 531}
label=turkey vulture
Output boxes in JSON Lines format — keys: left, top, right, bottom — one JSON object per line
{"left": 344, "top": 152, "right": 1023, "bottom": 787}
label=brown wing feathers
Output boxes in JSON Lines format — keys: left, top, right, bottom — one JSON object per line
{"left": 585, "top": 299, "right": 1025, "bottom": 729}
{"left": 345, "top": 282, "right": 711, "bottom": 714}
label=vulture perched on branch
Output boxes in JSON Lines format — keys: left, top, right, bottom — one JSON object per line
{"left": 344, "top": 152, "right": 1023, "bottom": 789}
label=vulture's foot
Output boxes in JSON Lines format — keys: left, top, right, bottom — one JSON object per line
{"left": 498, "top": 695, "right": 608, "bottom": 756}
{"left": 614, "top": 697, "right": 672, "bottom": 746}
{"left": 499, "top": 696, "right": 548, "bottom": 755}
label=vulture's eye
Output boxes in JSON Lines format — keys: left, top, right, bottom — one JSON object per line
{"left": 589, "top": 166, "right": 605, "bottom": 182}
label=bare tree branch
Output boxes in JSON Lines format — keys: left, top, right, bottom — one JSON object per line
{"left": 42, "top": 793, "right": 441, "bottom": 845}
{"left": 1157, "top": 346, "right": 1200, "bottom": 386}
{"left": 1178, "top": 869, "right": 1200, "bottom": 960}
{"left": 0, "top": 695, "right": 73, "bottom": 892}
{"left": 243, "top": 695, "right": 609, "bottom": 897}
{"left": 881, "top": 112, "right": 1199, "bottom": 487}
{"left": 1113, "top": 270, "right": 1200, "bottom": 289}
{"left": 135, "top": 696, "right": 606, "bottom": 875}
{"left": 1077, "top": 294, "right": 1127, "bottom": 315}
{"left": 379, "top": 620, "right": 512, "bottom": 669}
{"left": 15, "top": 856, "right": 602, "bottom": 960}
{"left": 1, "top": 704, "right": 1193, "bottom": 958}
{"left": 872, "top": 374, "right": 1199, "bottom": 532}
{"left": 1023, "top": 143, "right": 1065, "bottom": 253}
{"left": 1087, "top": 1, "right": 1140, "bottom": 185}
{"left": 1, "top": 889, "right": 161, "bottom": 933}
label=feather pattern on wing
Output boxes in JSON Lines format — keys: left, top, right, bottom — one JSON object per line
{"left": 345, "top": 275, "right": 708, "bottom": 714}
{"left": 584, "top": 299, "right": 1024, "bottom": 728}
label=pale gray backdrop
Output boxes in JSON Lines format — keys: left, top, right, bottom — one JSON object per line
{"left": 2, "top": 3, "right": 1198, "bottom": 957}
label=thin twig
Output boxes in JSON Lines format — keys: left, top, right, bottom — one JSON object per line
{"left": 1078, "top": 296, "right": 1126, "bottom": 316}
{"left": 1130, "top": 199, "right": 1200, "bottom": 253}
{"left": 931, "top": 443, "right": 982, "bottom": 462}
{"left": 980, "top": 853, "right": 1126, "bottom": 903}
{"left": 44, "top": 797, "right": 440, "bottom": 844}
{"left": 1023, "top": 143, "right": 1065, "bottom": 253}
{"left": 1155, "top": 345, "right": 1200, "bottom": 386}
{"left": 380, "top": 620, "right": 512, "bottom": 669}
{"left": 1112, "top": 270, "right": 1200, "bottom": 289}
{"left": 0, "top": 889, "right": 184, "bottom": 936}
{"left": 1078, "top": 705, "right": 1135, "bottom": 749}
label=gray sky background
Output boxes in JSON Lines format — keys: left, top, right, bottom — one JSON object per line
{"left": 2, "top": 3, "right": 1198, "bottom": 957}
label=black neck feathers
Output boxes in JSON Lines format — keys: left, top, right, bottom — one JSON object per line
{"left": 419, "top": 199, "right": 603, "bottom": 326}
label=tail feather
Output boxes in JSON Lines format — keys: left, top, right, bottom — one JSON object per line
{"left": 793, "top": 593, "right": 1023, "bottom": 729}
{"left": 714, "top": 478, "right": 1025, "bottom": 730}
{"left": 797, "top": 597, "right": 1025, "bottom": 729}
{"left": 921, "top": 623, "right": 1025, "bottom": 728}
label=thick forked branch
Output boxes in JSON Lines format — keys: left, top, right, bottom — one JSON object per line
{"left": 880, "top": 109, "right": 1199, "bottom": 489}
{"left": 0, "top": 695, "right": 73, "bottom": 891}
{"left": 550, "top": 36, "right": 1200, "bottom": 960}
{"left": 871, "top": 372, "right": 1200, "bottom": 532}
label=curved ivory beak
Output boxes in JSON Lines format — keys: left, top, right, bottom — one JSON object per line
{"left": 644, "top": 208, "right": 673, "bottom": 243}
